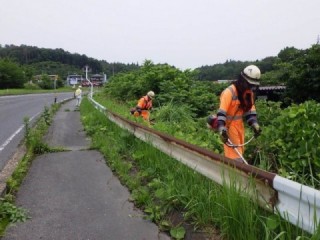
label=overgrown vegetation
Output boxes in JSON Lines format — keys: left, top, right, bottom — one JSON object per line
{"left": 100, "top": 56, "right": 320, "bottom": 188}
{"left": 81, "top": 98, "right": 319, "bottom": 239}
{"left": 251, "top": 100, "right": 320, "bottom": 187}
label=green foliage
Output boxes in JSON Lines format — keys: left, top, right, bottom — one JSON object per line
{"left": 0, "top": 195, "right": 29, "bottom": 236}
{"left": 23, "top": 82, "right": 41, "bottom": 90}
{"left": 259, "top": 45, "right": 320, "bottom": 103}
{"left": 285, "top": 45, "right": 320, "bottom": 103}
{"left": 0, "top": 199, "right": 28, "bottom": 223}
{"left": 257, "top": 101, "right": 320, "bottom": 187}
{"left": 0, "top": 58, "right": 26, "bottom": 89}
{"left": 144, "top": 205, "right": 166, "bottom": 223}
{"left": 102, "top": 68, "right": 320, "bottom": 188}
{"left": 216, "top": 179, "right": 265, "bottom": 239}
{"left": 194, "top": 44, "right": 320, "bottom": 105}
{"left": 105, "top": 60, "right": 192, "bottom": 101}
{"left": 100, "top": 60, "right": 139, "bottom": 78}
{"left": 105, "top": 60, "right": 219, "bottom": 118}
{"left": 25, "top": 105, "right": 57, "bottom": 154}
{"left": 194, "top": 57, "right": 277, "bottom": 82}
{"left": 131, "top": 187, "right": 152, "bottom": 207}
{"left": 155, "top": 102, "right": 195, "bottom": 124}
{"left": 195, "top": 60, "right": 248, "bottom": 81}
{"left": 0, "top": 45, "right": 102, "bottom": 73}
{"left": 83, "top": 98, "right": 313, "bottom": 239}
{"left": 277, "top": 47, "right": 305, "bottom": 62}
{"left": 183, "top": 81, "right": 219, "bottom": 117}
{"left": 0, "top": 44, "right": 139, "bottom": 83}
{"left": 30, "top": 61, "right": 79, "bottom": 77}
{"left": 247, "top": 100, "right": 320, "bottom": 188}
{"left": 37, "top": 74, "right": 54, "bottom": 89}
{"left": 170, "top": 226, "right": 186, "bottom": 240}
{"left": 42, "top": 106, "right": 51, "bottom": 125}
{"left": 260, "top": 65, "right": 290, "bottom": 86}
{"left": 254, "top": 100, "right": 282, "bottom": 127}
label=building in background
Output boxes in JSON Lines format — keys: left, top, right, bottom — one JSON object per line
{"left": 67, "top": 74, "right": 83, "bottom": 86}
{"left": 257, "top": 85, "right": 286, "bottom": 101}
{"left": 81, "top": 74, "right": 107, "bottom": 87}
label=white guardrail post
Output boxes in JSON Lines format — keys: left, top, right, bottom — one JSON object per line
{"left": 88, "top": 97, "right": 320, "bottom": 234}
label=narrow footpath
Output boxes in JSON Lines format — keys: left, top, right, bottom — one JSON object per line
{"left": 3, "top": 99, "right": 170, "bottom": 240}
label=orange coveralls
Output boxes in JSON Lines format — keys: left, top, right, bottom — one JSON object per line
{"left": 135, "top": 96, "right": 153, "bottom": 121}
{"left": 217, "top": 85, "right": 256, "bottom": 160}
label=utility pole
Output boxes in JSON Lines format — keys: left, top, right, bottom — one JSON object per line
{"left": 83, "top": 65, "right": 93, "bottom": 98}
{"left": 54, "top": 76, "right": 57, "bottom": 103}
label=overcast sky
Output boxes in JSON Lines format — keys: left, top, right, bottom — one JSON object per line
{"left": 1, "top": 0, "right": 320, "bottom": 70}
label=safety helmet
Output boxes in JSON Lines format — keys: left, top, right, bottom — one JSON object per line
{"left": 147, "top": 91, "right": 155, "bottom": 99}
{"left": 241, "top": 65, "right": 261, "bottom": 85}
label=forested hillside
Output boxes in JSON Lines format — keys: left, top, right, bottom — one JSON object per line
{"left": 1, "top": 43, "right": 320, "bottom": 104}
{"left": 0, "top": 44, "right": 139, "bottom": 85}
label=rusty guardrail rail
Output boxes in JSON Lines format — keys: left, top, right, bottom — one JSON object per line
{"left": 89, "top": 97, "right": 319, "bottom": 234}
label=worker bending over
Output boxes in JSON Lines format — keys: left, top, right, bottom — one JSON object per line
{"left": 131, "top": 91, "right": 155, "bottom": 123}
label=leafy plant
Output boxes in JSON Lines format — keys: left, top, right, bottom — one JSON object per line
{"left": 170, "top": 226, "right": 186, "bottom": 240}
{"left": 0, "top": 200, "right": 28, "bottom": 223}
{"left": 259, "top": 101, "right": 320, "bottom": 187}
{"left": 0, "top": 198, "right": 29, "bottom": 235}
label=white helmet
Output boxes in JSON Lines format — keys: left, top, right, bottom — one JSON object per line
{"left": 241, "top": 65, "right": 261, "bottom": 85}
{"left": 147, "top": 91, "right": 155, "bottom": 99}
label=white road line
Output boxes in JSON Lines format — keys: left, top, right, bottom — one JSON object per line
{"left": 0, "top": 112, "right": 40, "bottom": 152}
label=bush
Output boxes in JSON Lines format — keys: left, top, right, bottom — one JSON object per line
{"left": 258, "top": 101, "right": 320, "bottom": 187}
{"left": 24, "top": 82, "right": 41, "bottom": 90}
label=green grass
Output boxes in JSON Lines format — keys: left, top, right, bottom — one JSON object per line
{"left": 93, "top": 92, "right": 223, "bottom": 154}
{"left": 0, "top": 87, "right": 74, "bottom": 96}
{"left": 81, "top": 97, "right": 319, "bottom": 239}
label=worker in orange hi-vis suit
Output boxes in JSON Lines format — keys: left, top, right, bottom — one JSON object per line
{"left": 133, "top": 91, "right": 155, "bottom": 122}
{"left": 215, "top": 65, "right": 262, "bottom": 161}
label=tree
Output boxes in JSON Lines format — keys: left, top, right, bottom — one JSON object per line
{"left": 105, "top": 60, "right": 220, "bottom": 118}
{"left": 0, "top": 59, "right": 25, "bottom": 88}
{"left": 38, "top": 74, "right": 54, "bottom": 89}
{"left": 285, "top": 44, "right": 320, "bottom": 103}
{"left": 277, "top": 47, "right": 304, "bottom": 62}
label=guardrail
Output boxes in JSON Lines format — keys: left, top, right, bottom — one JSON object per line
{"left": 89, "top": 97, "right": 320, "bottom": 234}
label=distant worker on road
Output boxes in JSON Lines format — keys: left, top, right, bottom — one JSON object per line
{"left": 131, "top": 91, "right": 155, "bottom": 123}
{"left": 207, "top": 65, "right": 262, "bottom": 162}
{"left": 75, "top": 85, "right": 82, "bottom": 107}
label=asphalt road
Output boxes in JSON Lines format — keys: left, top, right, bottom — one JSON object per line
{"left": 2, "top": 99, "right": 170, "bottom": 240}
{"left": 0, "top": 92, "right": 74, "bottom": 171}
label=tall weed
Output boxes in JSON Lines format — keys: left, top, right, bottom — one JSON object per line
{"left": 82, "top": 97, "right": 316, "bottom": 239}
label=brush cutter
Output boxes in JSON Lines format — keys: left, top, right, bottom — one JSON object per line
{"left": 225, "top": 136, "right": 254, "bottom": 165}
